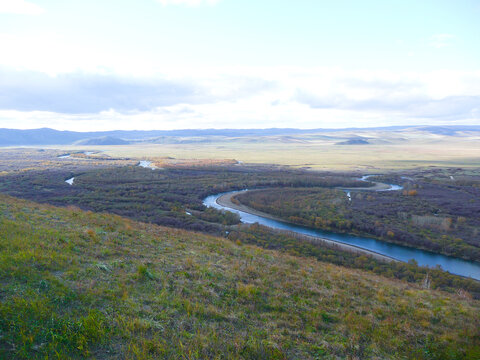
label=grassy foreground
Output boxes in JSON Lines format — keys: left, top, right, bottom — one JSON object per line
{"left": 1, "top": 194, "right": 480, "bottom": 359}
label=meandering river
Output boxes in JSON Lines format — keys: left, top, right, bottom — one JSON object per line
{"left": 204, "top": 183, "right": 480, "bottom": 280}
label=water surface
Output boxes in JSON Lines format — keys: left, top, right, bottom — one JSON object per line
{"left": 204, "top": 191, "right": 480, "bottom": 280}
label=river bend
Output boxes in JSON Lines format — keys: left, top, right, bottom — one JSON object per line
{"left": 204, "top": 188, "right": 480, "bottom": 280}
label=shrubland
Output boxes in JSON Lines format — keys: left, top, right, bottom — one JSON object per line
{"left": 0, "top": 166, "right": 366, "bottom": 235}
{"left": 234, "top": 179, "right": 480, "bottom": 262}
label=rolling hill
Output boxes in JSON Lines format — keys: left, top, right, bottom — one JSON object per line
{"left": 1, "top": 125, "right": 480, "bottom": 146}
{"left": 0, "top": 193, "right": 479, "bottom": 359}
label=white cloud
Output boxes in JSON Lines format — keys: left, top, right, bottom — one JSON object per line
{"left": 0, "top": 68, "right": 274, "bottom": 113}
{"left": 156, "top": 0, "right": 221, "bottom": 6}
{"left": 1, "top": 66, "right": 480, "bottom": 130}
{"left": 0, "top": 0, "right": 44, "bottom": 15}
{"left": 429, "top": 34, "right": 454, "bottom": 48}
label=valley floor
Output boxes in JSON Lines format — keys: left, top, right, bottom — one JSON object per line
{"left": 216, "top": 191, "right": 397, "bottom": 262}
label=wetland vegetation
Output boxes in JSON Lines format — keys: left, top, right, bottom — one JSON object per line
{"left": 233, "top": 174, "right": 480, "bottom": 262}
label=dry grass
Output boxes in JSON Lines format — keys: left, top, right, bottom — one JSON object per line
{"left": 1, "top": 193, "right": 479, "bottom": 359}
{"left": 45, "top": 131, "right": 480, "bottom": 171}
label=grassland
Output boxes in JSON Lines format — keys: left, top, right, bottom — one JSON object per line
{"left": 1, "top": 194, "right": 480, "bottom": 359}
{"left": 45, "top": 129, "right": 480, "bottom": 170}
{"left": 0, "top": 148, "right": 134, "bottom": 173}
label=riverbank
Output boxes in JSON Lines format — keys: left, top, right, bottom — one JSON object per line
{"left": 338, "top": 182, "right": 391, "bottom": 191}
{"left": 339, "top": 175, "right": 396, "bottom": 191}
{"left": 217, "top": 191, "right": 398, "bottom": 263}
{"left": 217, "top": 190, "right": 286, "bottom": 221}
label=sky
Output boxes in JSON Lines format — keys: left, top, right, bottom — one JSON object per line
{"left": 0, "top": 0, "right": 479, "bottom": 131}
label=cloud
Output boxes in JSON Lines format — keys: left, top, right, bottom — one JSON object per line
{"left": 0, "top": 68, "right": 274, "bottom": 114}
{"left": 291, "top": 69, "right": 480, "bottom": 123}
{"left": 294, "top": 70, "right": 480, "bottom": 122}
{"left": 156, "top": 0, "right": 221, "bottom": 6}
{"left": 0, "top": 67, "right": 479, "bottom": 130}
{"left": 0, "top": 0, "right": 44, "bottom": 15}
{"left": 429, "top": 34, "right": 454, "bottom": 48}
{"left": 296, "top": 91, "right": 480, "bottom": 120}
{"left": 408, "top": 96, "right": 480, "bottom": 119}
{"left": 0, "top": 71, "right": 206, "bottom": 114}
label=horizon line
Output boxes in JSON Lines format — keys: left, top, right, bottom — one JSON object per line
{"left": 2, "top": 124, "right": 480, "bottom": 133}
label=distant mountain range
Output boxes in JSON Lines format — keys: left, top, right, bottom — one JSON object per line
{"left": 0, "top": 125, "right": 479, "bottom": 146}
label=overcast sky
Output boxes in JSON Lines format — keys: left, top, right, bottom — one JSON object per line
{"left": 0, "top": 0, "right": 479, "bottom": 130}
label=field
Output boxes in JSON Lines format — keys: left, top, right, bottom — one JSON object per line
{"left": 43, "top": 129, "right": 480, "bottom": 170}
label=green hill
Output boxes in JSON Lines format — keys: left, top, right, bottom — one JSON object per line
{"left": 0, "top": 194, "right": 479, "bottom": 359}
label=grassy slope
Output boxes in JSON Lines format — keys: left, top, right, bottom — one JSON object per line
{"left": 1, "top": 194, "right": 480, "bottom": 359}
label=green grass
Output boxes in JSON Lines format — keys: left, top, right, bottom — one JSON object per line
{"left": 1, "top": 194, "right": 480, "bottom": 359}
